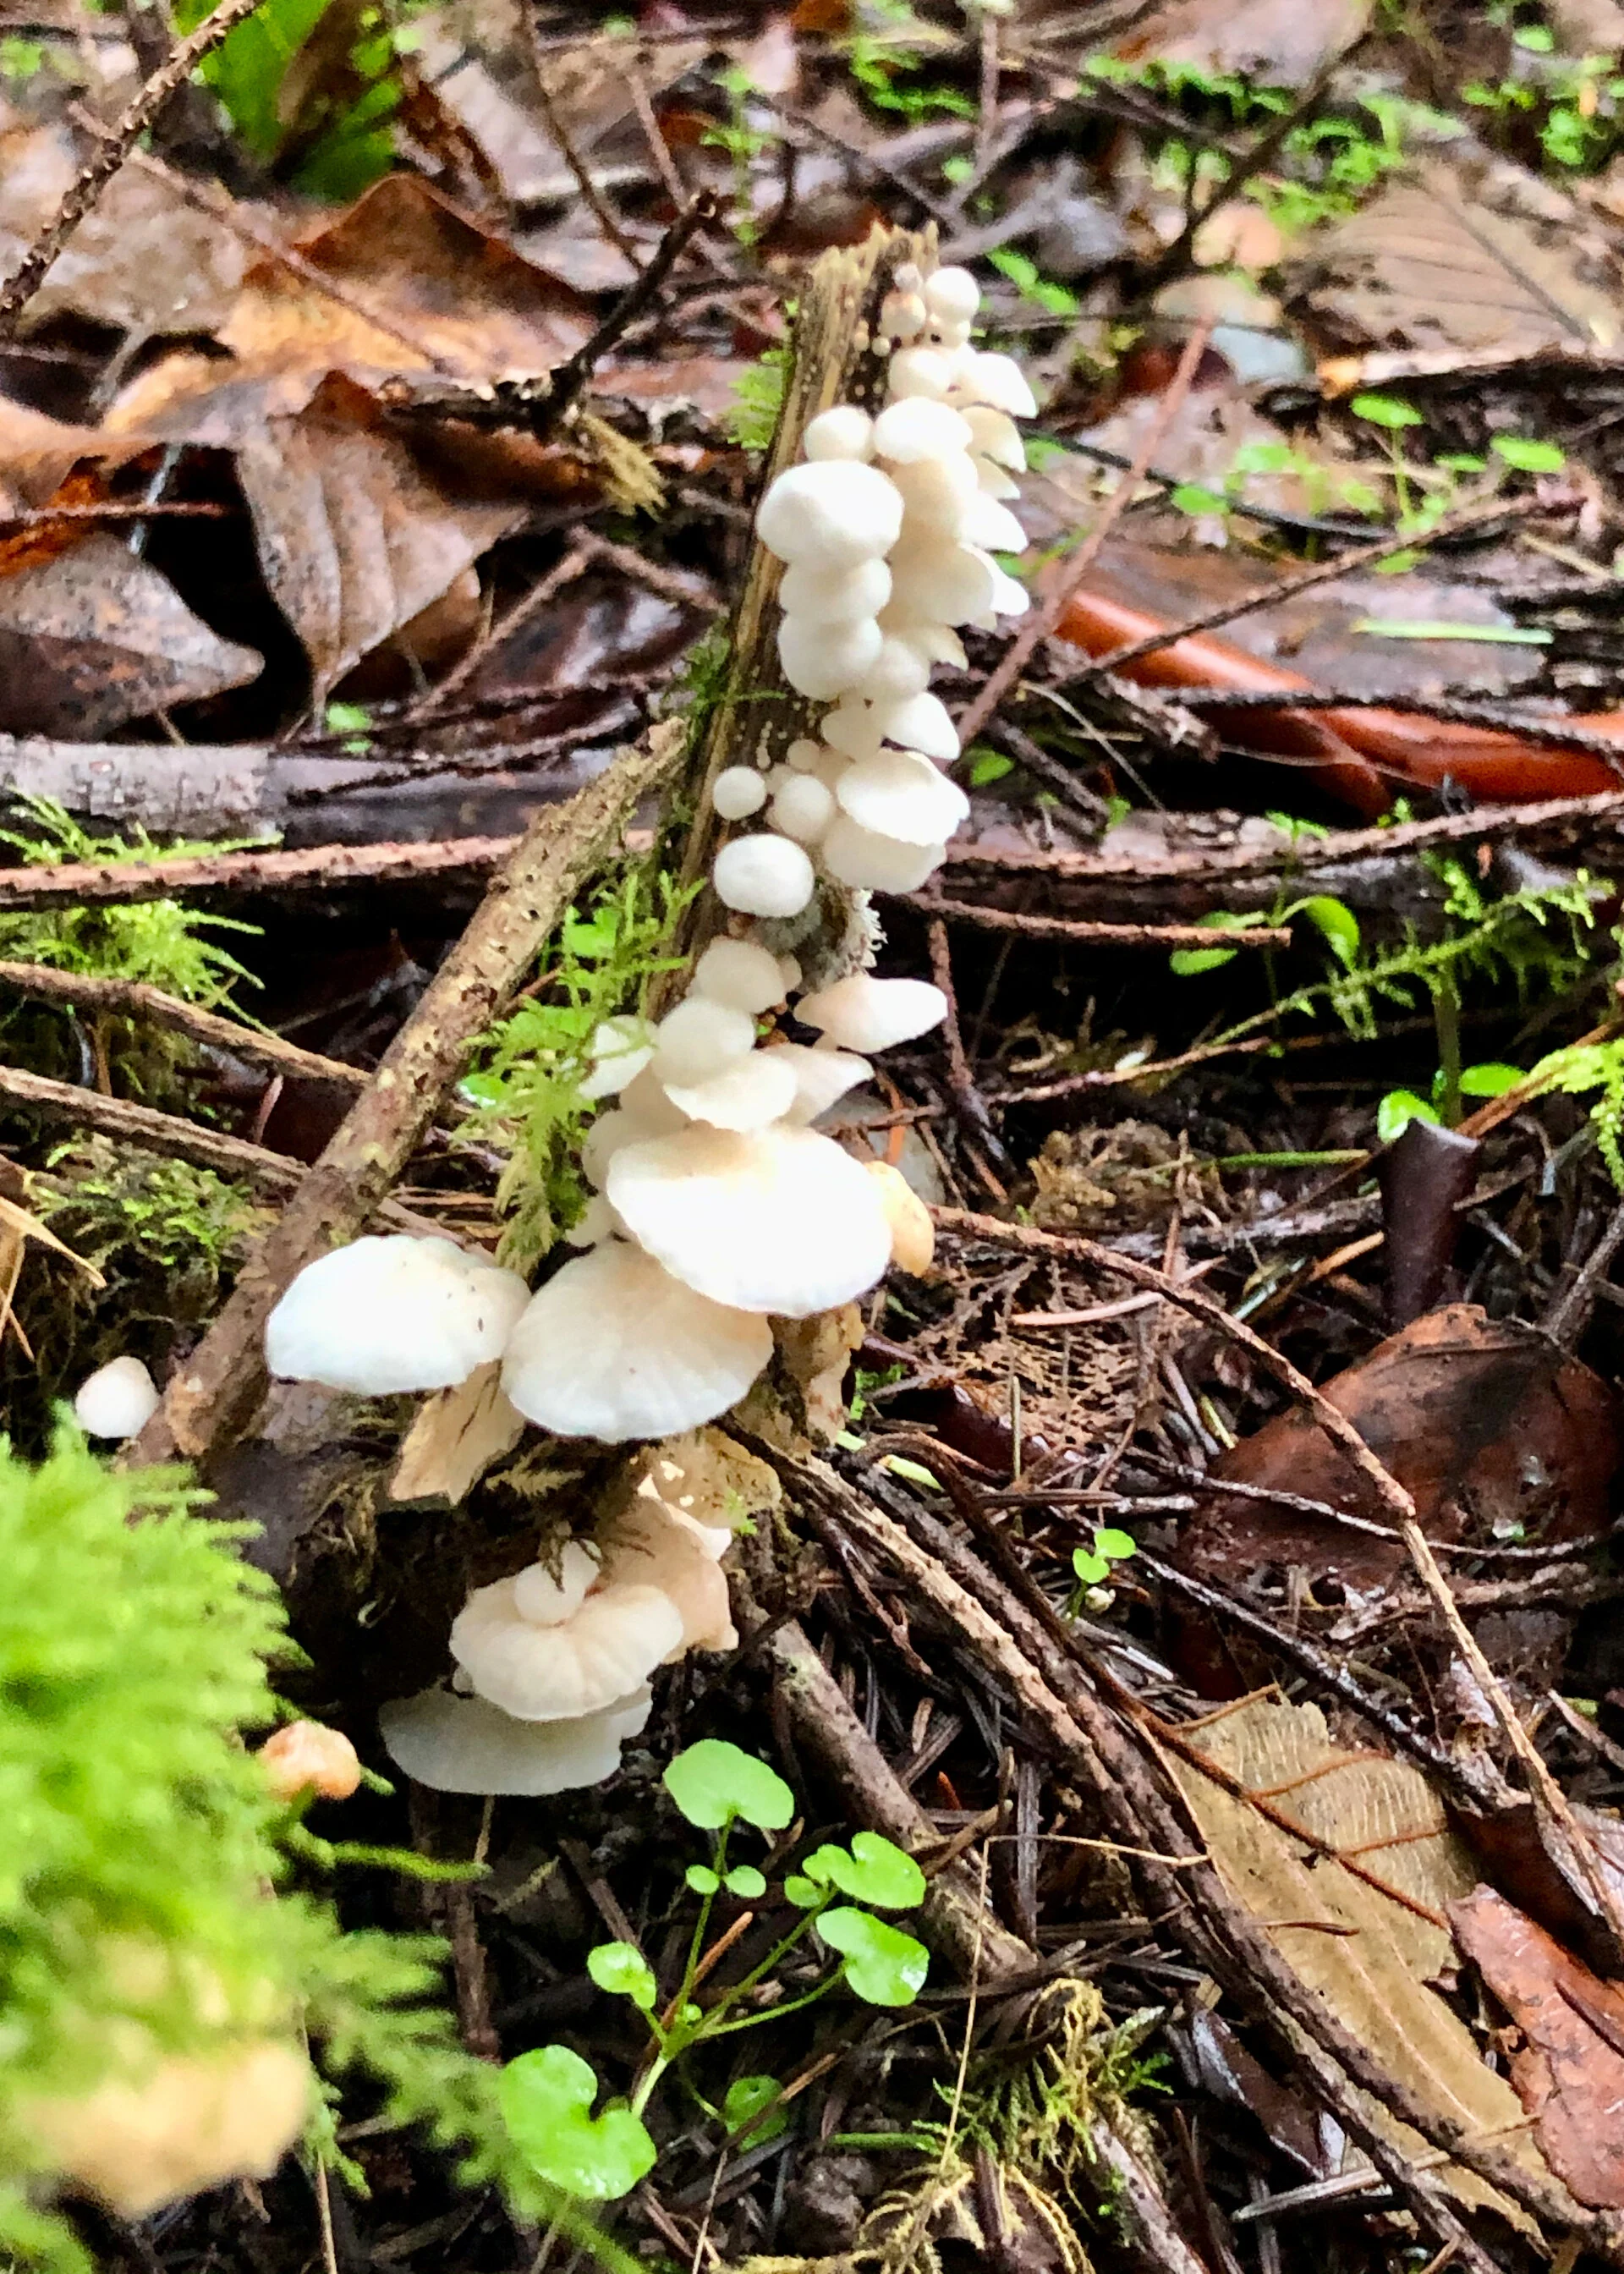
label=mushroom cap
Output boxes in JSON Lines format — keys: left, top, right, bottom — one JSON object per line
{"left": 379, "top": 1684, "right": 651, "bottom": 1796}
{"left": 785, "top": 737, "right": 823, "bottom": 772}
{"left": 850, "top": 636, "right": 931, "bottom": 702}
{"left": 774, "top": 1041, "right": 873, "bottom": 1123}
{"left": 451, "top": 1569, "right": 683, "bottom": 1721}
{"left": 886, "top": 346, "right": 953, "bottom": 399}
{"left": 606, "top": 1497, "right": 735, "bottom": 1655}
{"left": 512, "top": 1541, "right": 600, "bottom": 1625}
{"left": 820, "top": 817, "right": 946, "bottom": 893}
{"left": 796, "top": 973, "right": 949, "bottom": 1052}
{"left": 954, "top": 350, "right": 1037, "bottom": 418}
{"left": 755, "top": 459, "right": 903, "bottom": 569}
{"left": 579, "top": 1015, "right": 656, "bottom": 1100}
{"left": 712, "top": 766, "right": 768, "bottom": 821}
{"left": 865, "top": 1158, "right": 936, "bottom": 1274}
{"left": 74, "top": 1354, "right": 160, "bottom": 1441}
{"left": 778, "top": 557, "right": 892, "bottom": 624}
{"left": 837, "top": 749, "right": 970, "bottom": 846}
{"left": 886, "top": 451, "right": 979, "bottom": 531}
{"left": 665, "top": 1047, "right": 798, "bottom": 1131}
{"left": 886, "top": 538, "right": 999, "bottom": 625}
{"left": 258, "top": 1721, "right": 362, "bottom": 1803}
{"left": 990, "top": 567, "right": 1030, "bottom": 617}
{"left": 871, "top": 397, "right": 974, "bottom": 464}
{"left": 712, "top": 833, "right": 816, "bottom": 918}
{"left": 607, "top": 1123, "right": 892, "bottom": 1317}
{"left": 802, "top": 404, "right": 875, "bottom": 460}
{"left": 769, "top": 772, "right": 837, "bottom": 843}
{"left": 875, "top": 690, "right": 961, "bottom": 763}
{"left": 962, "top": 404, "right": 1025, "bottom": 470}
{"left": 651, "top": 995, "right": 756, "bottom": 1087}
{"left": 501, "top": 1240, "right": 772, "bottom": 1441}
{"left": 776, "top": 612, "right": 883, "bottom": 700}
{"left": 925, "top": 265, "right": 980, "bottom": 323}
{"left": 693, "top": 936, "right": 787, "bottom": 1014}
{"left": 961, "top": 492, "right": 1028, "bottom": 554}
{"left": 265, "top": 1236, "right": 529, "bottom": 1395}
{"left": 821, "top": 703, "right": 884, "bottom": 761}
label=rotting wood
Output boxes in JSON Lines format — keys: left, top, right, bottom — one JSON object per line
{"left": 122, "top": 723, "right": 683, "bottom": 1475}
{"left": 0, "top": 1062, "right": 304, "bottom": 1198}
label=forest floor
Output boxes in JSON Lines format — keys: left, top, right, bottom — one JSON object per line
{"left": 15, "top": 1, "right": 1624, "bottom": 2271}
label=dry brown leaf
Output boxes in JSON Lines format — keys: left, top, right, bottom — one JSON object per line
{"left": 0, "top": 399, "right": 150, "bottom": 517}
{"left": 1302, "top": 158, "right": 1623, "bottom": 355}
{"left": 1160, "top": 1692, "right": 1558, "bottom": 2229}
{"left": 1050, "top": 0, "right": 1372, "bottom": 84}
{"left": 233, "top": 378, "right": 520, "bottom": 702}
{"left": 0, "top": 534, "right": 261, "bottom": 737}
{"left": 1453, "top": 1885, "right": 1624, "bottom": 2208}
{"left": 390, "top": 1363, "right": 524, "bottom": 1506}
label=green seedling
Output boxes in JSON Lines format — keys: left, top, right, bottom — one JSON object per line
{"left": 1378, "top": 1060, "right": 1524, "bottom": 1143}
{"left": 1070, "top": 1527, "right": 1138, "bottom": 1611}
{"left": 498, "top": 1742, "right": 930, "bottom": 2204}
{"left": 1168, "top": 893, "right": 1359, "bottom": 978}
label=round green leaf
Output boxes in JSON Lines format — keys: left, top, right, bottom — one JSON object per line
{"left": 586, "top": 1941, "right": 657, "bottom": 2012}
{"left": 782, "top": 1873, "right": 821, "bottom": 1909}
{"left": 498, "top": 2046, "right": 656, "bottom": 2200}
{"left": 1351, "top": 392, "right": 1422, "bottom": 430}
{"left": 724, "top": 1864, "right": 767, "bottom": 1898}
{"left": 1093, "top": 1527, "right": 1137, "bottom": 1563}
{"left": 1296, "top": 895, "right": 1360, "bottom": 969}
{"left": 663, "top": 1739, "right": 794, "bottom": 1833}
{"left": 685, "top": 1865, "right": 721, "bottom": 1896}
{"left": 1377, "top": 1089, "right": 1439, "bottom": 1144}
{"left": 1492, "top": 436, "right": 1566, "bottom": 474}
{"left": 1073, "top": 1546, "right": 1111, "bottom": 1585}
{"left": 1458, "top": 1062, "right": 1525, "bottom": 1098}
{"left": 722, "top": 2072, "right": 790, "bottom": 2146}
{"left": 816, "top": 1908, "right": 930, "bottom": 2007}
{"left": 800, "top": 1832, "right": 927, "bottom": 1911}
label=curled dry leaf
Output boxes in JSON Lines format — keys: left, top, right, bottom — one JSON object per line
{"left": 1158, "top": 1691, "right": 1561, "bottom": 2233}
{"left": 1452, "top": 1884, "right": 1624, "bottom": 2209}
{"left": 1106, "top": 0, "right": 1372, "bottom": 85}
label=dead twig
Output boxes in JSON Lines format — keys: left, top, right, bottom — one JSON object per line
{"left": 900, "top": 896, "right": 1293, "bottom": 951}
{"left": 0, "top": 836, "right": 521, "bottom": 913}
{"left": 0, "top": 0, "right": 274, "bottom": 330}
{"left": 0, "top": 1062, "right": 302, "bottom": 1198}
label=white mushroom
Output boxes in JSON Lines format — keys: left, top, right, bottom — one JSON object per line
{"left": 769, "top": 772, "right": 837, "bottom": 843}
{"left": 885, "top": 451, "right": 979, "bottom": 531}
{"left": 712, "top": 766, "right": 768, "bottom": 820}
{"left": 265, "top": 1237, "right": 529, "bottom": 1395}
{"left": 607, "top": 1123, "right": 892, "bottom": 1316}
{"left": 990, "top": 566, "right": 1031, "bottom": 616}
{"left": 693, "top": 936, "right": 787, "bottom": 1014}
{"left": 773, "top": 1042, "right": 873, "bottom": 1123}
{"left": 755, "top": 459, "right": 903, "bottom": 569}
{"left": 74, "top": 1354, "right": 160, "bottom": 1441}
{"left": 777, "top": 612, "right": 884, "bottom": 700}
{"left": 837, "top": 749, "right": 970, "bottom": 845}
{"left": 378, "top": 1684, "right": 652, "bottom": 1796}
{"left": 819, "top": 817, "right": 946, "bottom": 893}
{"left": 802, "top": 404, "right": 875, "bottom": 461}
{"left": 713, "top": 833, "right": 816, "bottom": 919}
{"left": 960, "top": 492, "right": 1028, "bottom": 554}
{"left": 924, "top": 266, "right": 980, "bottom": 326}
{"left": 865, "top": 1158, "right": 936, "bottom": 1274}
{"left": 878, "top": 287, "right": 926, "bottom": 342}
{"left": 879, "top": 613, "right": 968, "bottom": 670}
{"left": 579, "top": 1014, "right": 656, "bottom": 1100}
{"left": 785, "top": 736, "right": 825, "bottom": 772}
{"left": 886, "top": 538, "right": 999, "bottom": 625}
{"left": 886, "top": 346, "right": 953, "bottom": 399}
{"left": 954, "top": 350, "right": 1037, "bottom": 418}
{"left": 797, "top": 972, "right": 949, "bottom": 1052}
{"left": 875, "top": 690, "right": 961, "bottom": 764}
{"left": 821, "top": 703, "right": 884, "bottom": 761}
{"left": 501, "top": 1239, "right": 772, "bottom": 1441}
{"left": 778, "top": 557, "right": 892, "bottom": 623}
{"left": 962, "top": 404, "right": 1025, "bottom": 470}
{"left": 871, "top": 397, "right": 974, "bottom": 464}
{"left": 607, "top": 1494, "right": 735, "bottom": 1655}
{"left": 650, "top": 995, "right": 757, "bottom": 1088}
{"left": 851, "top": 636, "right": 931, "bottom": 702}
{"left": 451, "top": 1568, "right": 682, "bottom": 1722}
{"left": 665, "top": 1047, "right": 798, "bottom": 1131}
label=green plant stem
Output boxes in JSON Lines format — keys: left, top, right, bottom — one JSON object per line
{"left": 698, "top": 1977, "right": 839, "bottom": 2039}
{"left": 1435, "top": 979, "right": 1462, "bottom": 1125}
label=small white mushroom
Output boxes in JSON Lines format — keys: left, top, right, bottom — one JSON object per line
{"left": 778, "top": 557, "right": 892, "bottom": 624}
{"left": 797, "top": 972, "right": 949, "bottom": 1052}
{"left": 773, "top": 1042, "right": 873, "bottom": 1123}
{"left": 871, "top": 397, "right": 974, "bottom": 464}
{"left": 651, "top": 995, "right": 757, "bottom": 1088}
{"left": 265, "top": 1237, "right": 529, "bottom": 1395}
{"left": 875, "top": 689, "right": 961, "bottom": 763}
{"left": 713, "top": 833, "right": 816, "bottom": 918}
{"left": 974, "top": 459, "right": 1022, "bottom": 499}
{"left": 924, "top": 266, "right": 980, "bottom": 325}
{"left": 886, "top": 346, "right": 953, "bottom": 399}
{"left": 607, "top": 1494, "right": 735, "bottom": 1655}
{"left": 802, "top": 404, "right": 875, "bottom": 461}
{"left": 785, "top": 736, "right": 825, "bottom": 772}
{"left": 837, "top": 749, "right": 970, "bottom": 845}
{"left": 712, "top": 766, "right": 768, "bottom": 821}
{"left": 693, "top": 936, "right": 787, "bottom": 1014}
{"left": 665, "top": 1047, "right": 798, "bottom": 1131}
{"left": 501, "top": 1239, "right": 772, "bottom": 1441}
{"left": 778, "top": 953, "right": 803, "bottom": 992}
{"left": 960, "top": 492, "right": 1029, "bottom": 554}
{"left": 821, "top": 703, "right": 884, "bottom": 761}
{"left": 886, "top": 451, "right": 979, "bottom": 532}
{"left": 566, "top": 1193, "right": 625, "bottom": 1247}
{"left": 579, "top": 1014, "right": 656, "bottom": 1100}
{"left": 74, "top": 1354, "right": 160, "bottom": 1441}
{"left": 378, "top": 1684, "right": 652, "bottom": 1796}
{"left": 962, "top": 404, "right": 1026, "bottom": 470}
{"left": 851, "top": 636, "right": 931, "bottom": 702}
{"left": 954, "top": 350, "right": 1038, "bottom": 418}
{"left": 607, "top": 1123, "right": 892, "bottom": 1317}
{"left": 776, "top": 612, "right": 884, "bottom": 700}
{"left": 451, "top": 1568, "right": 682, "bottom": 1722}
{"left": 878, "top": 287, "right": 927, "bottom": 342}
{"left": 886, "top": 538, "right": 999, "bottom": 625}
{"left": 819, "top": 817, "right": 946, "bottom": 893}
{"left": 865, "top": 1158, "right": 936, "bottom": 1274}
{"left": 879, "top": 614, "right": 968, "bottom": 669}
{"left": 769, "top": 772, "right": 837, "bottom": 843}
{"left": 755, "top": 459, "right": 903, "bottom": 569}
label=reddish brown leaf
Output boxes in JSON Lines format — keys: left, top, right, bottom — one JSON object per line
{"left": 1452, "top": 1885, "right": 1624, "bottom": 2207}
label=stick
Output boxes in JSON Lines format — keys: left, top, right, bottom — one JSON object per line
{"left": 897, "top": 897, "right": 1292, "bottom": 951}
{"left": 123, "top": 725, "right": 683, "bottom": 1472}
{"left": 0, "top": 0, "right": 270, "bottom": 330}
{"left": 953, "top": 316, "right": 1214, "bottom": 749}
{"left": 0, "top": 836, "right": 522, "bottom": 912}
{"left": 0, "top": 1062, "right": 303, "bottom": 1197}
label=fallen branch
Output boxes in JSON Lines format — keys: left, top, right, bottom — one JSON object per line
{"left": 896, "top": 896, "right": 1292, "bottom": 951}
{"left": 0, "top": 835, "right": 522, "bottom": 912}
{"left": 124, "top": 725, "right": 683, "bottom": 1473}
{"left": 0, "top": 1063, "right": 302, "bottom": 1198}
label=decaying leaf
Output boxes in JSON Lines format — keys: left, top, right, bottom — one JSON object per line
{"left": 0, "top": 534, "right": 263, "bottom": 736}
{"left": 1159, "top": 1691, "right": 1560, "bottom": 2229}
{"left": 0, "top": 400, "right": 150, "bottom": 517}
{"left": 233, "top": 376, "right": 520, "bottom": 701}
{"left": 1108, "top": 0, "right": 1371, "bottom": 85}
{"left": 1189, "top": 1304, "right": 1618, "bottom": 1595}
{"left": 390, "top": 1363, "right": 525, "bottom": 1507}
{"left": 1453, "top": 1885, "right": 1624, "bottom": 2209}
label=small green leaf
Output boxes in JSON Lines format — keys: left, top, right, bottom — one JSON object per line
{"left": 816, "top": 1908, "right": 930, "bottom": 2007}
{"left": 1073, "top": 1547, "right": 1111, "bottom": 1585}
{"left": 586, "top": 1942, "right": 658, "bottom": 2013}
{"left": 1352, "top": 618, "right": 1550, "bottom": 645}
{"left": 1168, "top": 946, "right": 1237, "bottom": 977}
{"left": 1170, "top": 483, "right": 1227, "bottom": 517}
{"left": 1093, "top": 1527, "right": 1138, "bottom": 1563}
{"left": 1457, "top": 1061, "right": 1525, "bottom": 1098}
{"left": 664, "top": 1739, "right": 795, "bottom": 1833}
{"left": 723, "top": 2072, "right": 791, "bottom": 2145}
{"left": 1351, "top": 392, "right": 1423, "bottom": 431}
{"left": 1492, "top": 436, "right": 1566, "bottom": 474}
{"left": 880, "top": 1453, "right": 941, "bottom": 1491}
{"left": 498, "top": 2045, "right": 656, "bottom": 2200}
{"left": 782, "top": 1873, "right": 822, "bottom": 1908}
{"left": 967, "top": 748, "right": 1014, "bottom": 787}
{"left": 801, "top": 1832, "right": 927, "bottom": 1912}
{"left": 1374, "top": 548, "right": 1421, "bottom": 574}
{"left": 1434, "top": 453, "right": 1487, "bottom": 474}
{"left": 1296, "top": 895, "right": 1361, "bottom": 968}
{"left": 724, "top": 1865, "right": 767, "bottom": 1898}
{"left": 685, "top": 1865, "right": 721, "bottom": 1896}
{"left": 1377, "top": 1089, "right": 1440, "bottom": 1144}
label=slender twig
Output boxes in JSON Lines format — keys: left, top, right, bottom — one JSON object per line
{"left": 0, "top": 0, "right": 272, "bottom": 330}
{"left": 521, "top": 12, "right": 642, "bottom": 268}
{"left": 0, "top": 1062, "right": 302, "bottom": 1197}
{"left": 955, "top": 316, "right": 1215, "bottom": 748}
{"left": 0, "top": 960, "right": 365, "bottom": 1090}
{"left": 897, "top": 897, "right": 1293, "bottom": 950}
{"left": 0, "top": 837, "right": 521, "bottom": 913}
